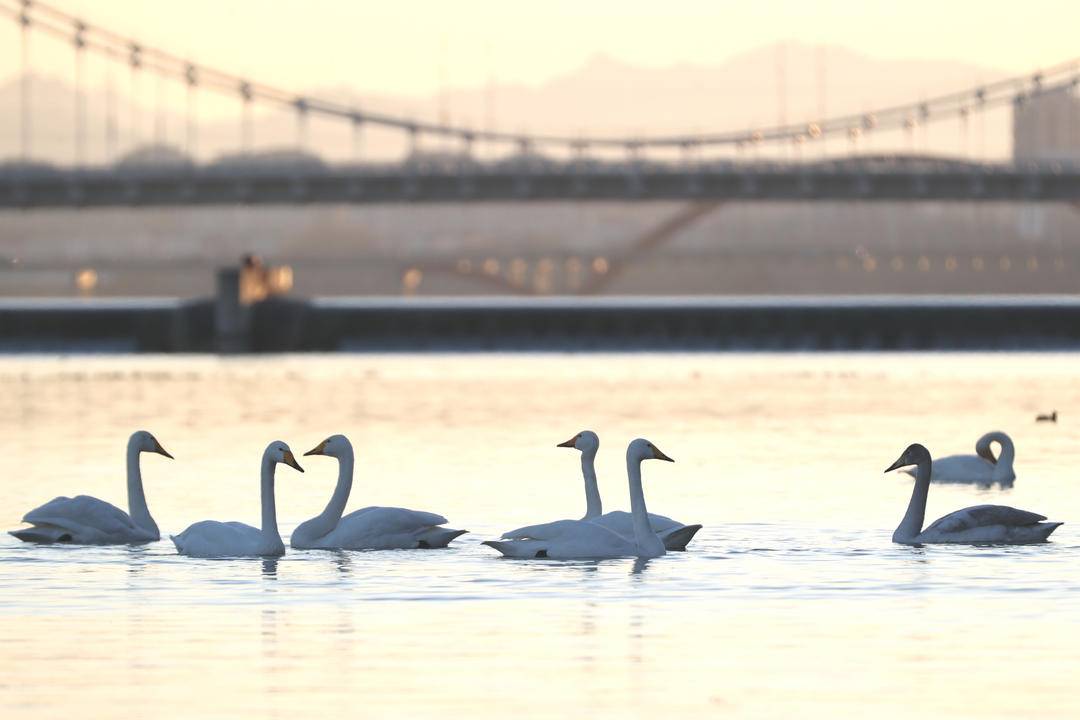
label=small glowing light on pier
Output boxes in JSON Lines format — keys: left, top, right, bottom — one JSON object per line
{"left": 564, "top": 257, "right": 583, "bottom": 275}
{"left": 944, "top": 256, "right": 958, "bottom": 272}
{"left": 848, "top": 127, "right": 861, "bottom": 140}
{"left": 401, "top": 267, "right": 423, "bottom": 294}
{"left": 1027, "top": 257, "right": 1039, "bottom": 271}
{"left": 538, "top": 258, "right": 555, "bottom": 275}
{"left": 998, "top": 256, "right": 1012, "bottom": 271}
{"left": 482, "top": 258, "right": 500, "bottom": 275}
{"left": 75, "top": 268, "right": 98, "bottom": 293}
{"left": 861, "top": 257, "right": 877, "bottom": 272}
{"left": 807, "top": 123, "right": 822, "bottom": 139}
{"left": 972, "top": 256, "right": 985, "bottom": 271}
{"left": 591, "top": 257, "right": 609, "bottom": 274}
{"left": 917, "top": 256, "right": 931, "bottom": 272}
{"left": 890, "top": 257, "right": 904, "bottom": 272}
{"left": 268, "top": 265, "right": 293, "bottom": 293}
{"left": 456, "top": 259, "right": 472, "bottom": 273}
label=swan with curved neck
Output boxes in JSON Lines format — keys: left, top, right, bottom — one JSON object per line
{"left": 10, "top": 430, "right": 173, "bottom": 544}
{"left": 291, "top": 434, "right": 465, "bottom": 550}
{"left": 484, "top": 438, "right": 674, "bottom": 559}
{"left": 172, "top": 441, "right": 303, "bottom": 557}
{"left": 885, "top": 443, "right": 1060, "bottom": 545}
{"left": 501, "top": 431, "right": 701, "bottom": 550}
{"left": 905, "top": 431, "right": 1016, "bottom": 487}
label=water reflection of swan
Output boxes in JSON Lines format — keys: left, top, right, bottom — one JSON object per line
{"left": 903, "top": 431, "right": 1015, "bottom": 487}
{"left": 483, "top": 439, "right": 675, "bottom": 559}
{"left": 885, "top": 443, "right": 1060, "bottom": 544}
{"left": 9, "top": 431, "right": 173, "bottom": 544}
{"left": 171, "top": 442, "right": 304, "bottom": 557}
{"left": 291, "top": 435, "right": 466, "bottom": 550}
{"left": 500, "top": 431, "right": 701, "bottom": 550}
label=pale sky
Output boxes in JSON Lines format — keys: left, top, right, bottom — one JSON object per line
{"left": 3, "top": 0, "right": 1079, "bottom": 97}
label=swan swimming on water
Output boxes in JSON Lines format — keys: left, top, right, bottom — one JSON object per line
{"left": 903, "top": 431, "right": 1015, "bottom": 487}
{"left": 499, "top": 431, "right": 701, "bottom": 550}
{"left": 885, "top": 443, "right": 1060, "bottom": 545}
{"left": 171, "top": 441, "right": 303, "bottom": 558}
{"left": 290, "top": 434, "right": 466, "bottom": 550}
{"left": 9, "top": 430, "right": 173, "bottom": 544}
{"left": 483, "top": 438, "right": 675, "bottom": 559}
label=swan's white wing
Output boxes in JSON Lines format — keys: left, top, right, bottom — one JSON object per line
{"left": 924, "top": 504, "right": 1046, "bottom": 534}
{"left": 485, "top": 520, "right": 637, "bottom": 559}
{"left": 19, "top": 495, "right": 141, "bottom": 543}
{"left": 501, "top": 518, "right": 581, "bottom": 540}
{"left": 338, "top": 506, "right": 448, "bottom": 535}
{"left": 903, "top": 454, "right": 994, "bottom": 483}
{"left": 171, "top": 520, "right": 273, "bottom": 557}
{"left": 591, "top": 511, "right": 682, "bottom": 534}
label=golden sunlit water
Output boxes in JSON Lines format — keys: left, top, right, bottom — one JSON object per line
{"left": 1, "top": 353, "right": 1079, "bottom": 718}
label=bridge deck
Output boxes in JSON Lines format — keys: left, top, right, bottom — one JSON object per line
{"left": 3, "top": 162, "right": 1079, "bottom": 207}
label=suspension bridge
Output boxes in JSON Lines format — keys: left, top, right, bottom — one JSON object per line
{"left": 2, "top": 0, "right": 1080, "bottom": 208}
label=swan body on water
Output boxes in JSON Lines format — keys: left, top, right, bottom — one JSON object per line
{"left": 172, "top": 441, "right": 303, "bottom": 558}
{"left": 290, "top": 435, "right": 465, "bottom": 550}
{"left": 904, "top": 431, "right": 1015, "bottom": 487}
{"left": 9, "top": 431, "right": 173, "bottom": 545}
{"left": 484, "top": 438, "right": 674, "bottom": 559}
{"left": 499, "top": 431, "right": 701, "bottom": 550}
{"left": 885, "top": 443, "right": 1060, "bottom": 545}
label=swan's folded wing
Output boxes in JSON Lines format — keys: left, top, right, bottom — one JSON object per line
{"left": 23, "top": 495, "right": 137, "bottom": 535}
{"left": 500, "top": 518, "right": 580, "bottom": 540}
{"left": 924, "top": 504, "right": 1047, "bottom": 534}
{"left": 338, "top": 507, "right": 448, "bottom": 535}
{"left": 592, "top": 511, "right": 682, "bottom": 534}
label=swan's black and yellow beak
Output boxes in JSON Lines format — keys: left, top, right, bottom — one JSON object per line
{"left": 652, "top": 446, "right": 675, "bottom": 463}
{"left": 884, "top": 456, "right": 908, "bottom": 473}
{"left": 153, "top": 438, "right": 174, "bottom": 460}
{"left": 304, "top": 439, "right": 328, "bottom": 457}
{"left": 556, "top": 435, "right": 578, "bottom": 448}
{"left": 283, "top": 450, "right": 304, "bottom": 473}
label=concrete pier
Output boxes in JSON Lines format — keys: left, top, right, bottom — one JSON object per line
{"left": 1, "top": 295, "right": 1079, "bottom": 353}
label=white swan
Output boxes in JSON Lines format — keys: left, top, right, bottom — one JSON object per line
{"left": 172, "top": 441, "right": 303, "bottom": 557}
{"left": 885, "top": 443, "right": 1060, "bottom": 544}
{"left": 483, "top": 438, "right": 674, "bottom": 559}
{"left": 291, "top": 434, "right": 466, "bottom": 550}
{"left": 500, "top": 431, "right": 701, "bottom": 550}
{"left": 904, "top": 431, "right": 1015, "bottom": 486}
{"left": 9, "top": 430, "right": 173, "bottom": 544}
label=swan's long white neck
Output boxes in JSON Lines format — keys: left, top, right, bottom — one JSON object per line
{"left": 259, "top": 450, "right": 280, "bottom": 537}
{"left": 894, "top": 457, "right": 931, "bottom": 543}
{"left": 125, "top": 439, "right": 157, "bottom": 535}
{"left": 309, "top": 445, "right": 355, "bottom": 538}
{"left": 626, "top": 452, "right": 665, "bottom": 558}
{"left": 980, "top": 432, "right": 1015, "bottom": 481}
{"left": 580, "top": 448, "right": 602, "bottom": 520}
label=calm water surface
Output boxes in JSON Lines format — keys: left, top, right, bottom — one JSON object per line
{"left": 1, "top": 353, "right": 1079, "bottom": 718}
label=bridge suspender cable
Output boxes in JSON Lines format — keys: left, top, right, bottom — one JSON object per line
{"left": 2, "top": 0, "right": 1079, "bottom": 156}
